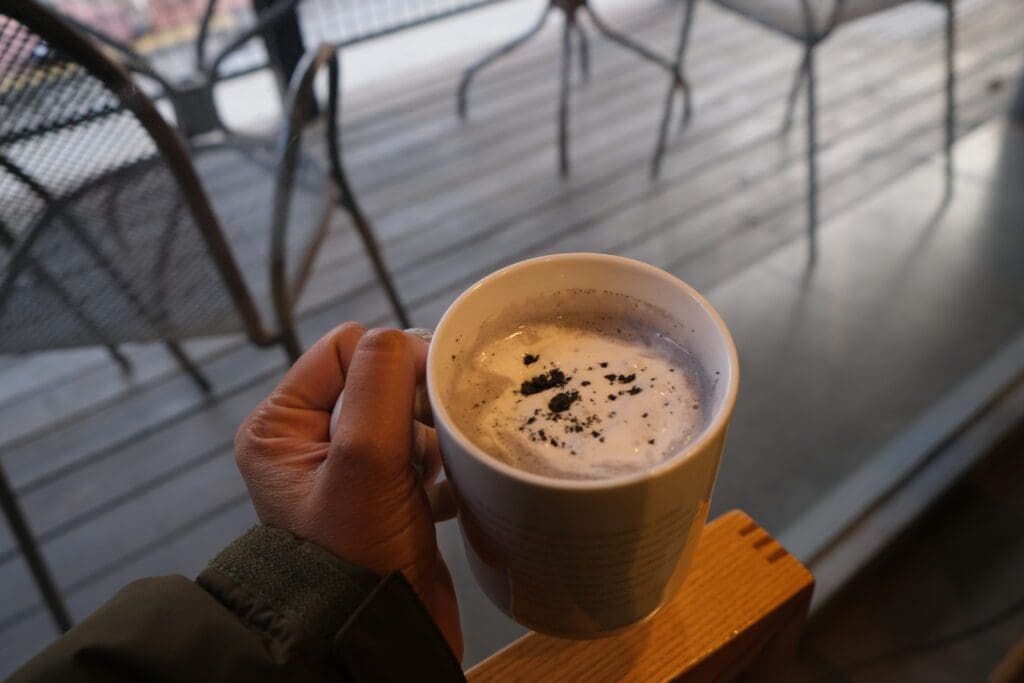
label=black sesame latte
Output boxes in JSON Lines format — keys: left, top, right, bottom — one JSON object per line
{"left": 447, "top": 289, "right": 711, "bottom": 480}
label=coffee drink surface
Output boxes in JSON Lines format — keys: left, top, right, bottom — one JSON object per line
{"left": 446, "top": 289, "right": 710, "bottom": 480}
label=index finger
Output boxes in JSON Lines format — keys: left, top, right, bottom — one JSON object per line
{"left": 267, "top": 322, "right": 366, "bottom": 412}
{"left": 329, "top": 329, "right": 420, "bottom": 477}
{"left": 240, "top": 322, "right": 366, "bottom": 444}
{"left": 329, "top": 331, "right": 429, "bottom": 438}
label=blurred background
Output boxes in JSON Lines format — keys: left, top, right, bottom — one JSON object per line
{"left": 1, "top": 0, "right": 1023, "bottom": 679}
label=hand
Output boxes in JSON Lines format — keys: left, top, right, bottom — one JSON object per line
{"left": 234, "top": 323, "right": 462, "bottom": 660}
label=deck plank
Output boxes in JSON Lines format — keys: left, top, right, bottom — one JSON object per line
{"left": 1, "top": 0, "right": 1010, "bottom": 458}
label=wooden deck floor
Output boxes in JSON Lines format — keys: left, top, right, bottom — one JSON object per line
{"left": 2, "top": 0, "right": 1024, "bottom": 673}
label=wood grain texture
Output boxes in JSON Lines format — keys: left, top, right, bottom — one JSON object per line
{"left": 467, "top": 511, "right": 814, "bottom": 682}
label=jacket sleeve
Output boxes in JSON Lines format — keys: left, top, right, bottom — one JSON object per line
{"left": 10, "top": 526, "right": 465, "bottom": 683}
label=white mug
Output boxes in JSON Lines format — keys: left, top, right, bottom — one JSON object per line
{"left": 426, "top": 253, "right": 740, "bottom": 638}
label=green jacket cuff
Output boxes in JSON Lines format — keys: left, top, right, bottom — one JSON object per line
{"left": 197, "top": 525, "right": 465, "bottom": 682}
{"left": 197, "top": 525, "right": 380, "bottom": 661}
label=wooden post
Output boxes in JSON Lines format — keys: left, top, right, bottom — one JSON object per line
{"left": 990, "top": 637, "right": 1024, "bottom": 683}
{"left": 467, "top": 511, "right": 814, "bottom": 682}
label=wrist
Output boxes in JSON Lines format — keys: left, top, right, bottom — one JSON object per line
{"left": 198, "top": 525, "right": 464, "bottom": 680}
{"left": 198, "top": 526, "right": 379, "bottom": 659}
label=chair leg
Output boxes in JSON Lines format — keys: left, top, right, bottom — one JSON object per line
{"left": 268, "top": 251, "right": 303, "bottom": 364}
{"left": 329, "top": 133, "right": 411, "bottom": 328}
{"left": 164, "top": 340, "right": 212, "bottom": 394}
{"left": 0, "top": 464, "right": 72, "bottom": 632}
{"left": 652, "top": 88, "right": 676, "bottom": 180}
{"left": 319, "top": 56, "right": 411, "bottom": 331}
{"left": 278, "top": 325, "right": 303, "bottom": 364}
{"left": 651, "top": 0, "right": 697, "bottom": 179}
{"left": 805, "top": 48, "right": 819, "bottom": 265}
{"left": 783, "top": 47, "right": 812, "bottom": 134}
{"left": 346, "top": 202, "right": 411, "bottom": 329}
{"left": 577, "top": 19, "right": 590, "bottom": 85}
{"left": 583, "top": 4, "right": 683, "bottom": 87}
{"left": 331, "top": 163, "right": 411, "bottom": 329}
{"left": 457, "top": 6, "right": 552, "bottom": 121}
{"left": 559, "top": 15, "right": 573, "bottom": 178}
{"left": 106, "top": 344, "right": 132, "bottom": 375}
{"left": 676, "top": 0, "right": 696, "bottom": 129}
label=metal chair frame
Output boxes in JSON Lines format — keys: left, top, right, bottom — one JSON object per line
{"left": 14, "top": 0, "right": 412, "bottom": 364}
{"left": 456, "top": 0, "right": 693, "bottom": 177}
{"left": 66, "top": 0, "right": 515, "bottom": 136}
{"left": 651, "top": 0, "right": 957, "bottom": 263}
{"left": 0, "top": 0, "right": 405, "bottom": 634}
{"left": 60, "top": 0, "right": 302, "bottom": 139}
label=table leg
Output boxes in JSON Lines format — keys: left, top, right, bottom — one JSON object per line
{"left": 252, "top": 0, "right": 309, "bottom": 102}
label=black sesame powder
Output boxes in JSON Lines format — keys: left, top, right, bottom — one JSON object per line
{"left": 548, "top": 391, "right": 579, "bottom": 413}
{"left": 520, "top": 369, "right": 568, "bottom": 395}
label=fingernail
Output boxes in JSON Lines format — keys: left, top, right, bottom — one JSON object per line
{"left": 405, "top": 328, "right": 433, "bottom": 343}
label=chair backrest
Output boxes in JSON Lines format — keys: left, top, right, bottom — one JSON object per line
{"left": 52, "top": 0, "right": 264, "bottom": 85}
{"left": 51, "top": 0, "right": 513, "bottom": 85}
{"left": 296, "top": 0, "right": 511, "bottom": 48}
{"left": 0, "top": 1, "right": 262, "bottom": 353}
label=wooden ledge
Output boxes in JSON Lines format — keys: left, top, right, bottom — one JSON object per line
{"left": 467, "top": 511, "right": 814, "bottom": 682}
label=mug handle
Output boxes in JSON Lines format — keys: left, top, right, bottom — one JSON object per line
{"left": 406, "top": 329, "right": 458, "bottom": 522}
{"left": 328, "top": 328, "right": 456, "bottom": 522}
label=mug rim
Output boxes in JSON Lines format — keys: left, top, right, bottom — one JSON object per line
{"left": 426, "top": 252, "right": 740, "bottom": 492}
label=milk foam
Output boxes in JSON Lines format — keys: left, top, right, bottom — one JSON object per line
{"left": 447, "top": 293, "right": 709, "bottom": 480}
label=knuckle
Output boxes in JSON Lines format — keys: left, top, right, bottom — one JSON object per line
{"left": 322, "top": 321, "right": 365, "bottom": 351}
{"left": 234, "top": 417, "right": 253, "bottom": 458}
{"left": 234, "top": 422, "right": 255, "bottom": 469}
{"left": 335, "top": 321, "right": 367, "bottom": 337}
{"left": 234, "top": 402, "right": 272, "bottom": 466}
{"left": 358, "top": 328, "right": 407, "bottom": 354}
{"left": 303, "top": 321, "right": 366, "bottom": 364}
{"left": 332, "top": 430, "right": 385, "bottom": 462}
{"left": 330, "top": 431, "right": 403, "bottom": 477}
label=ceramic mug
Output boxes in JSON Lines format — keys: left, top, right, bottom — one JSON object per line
{"left": 426, "top": 253, "right": 739, "bottom": 638}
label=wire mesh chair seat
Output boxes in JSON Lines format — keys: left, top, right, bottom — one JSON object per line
{"left": 50, "top": 0, "right": 516, "bottom": 92}
{"left": 0, "top": 136, "right": 333, "bottom": 352}
{"left": 1, "top": 154, "right": 245, "bottom": 351}
{"left": 714, "top": 0, "right": 914, "bottom": 41}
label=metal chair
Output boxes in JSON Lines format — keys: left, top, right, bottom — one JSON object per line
{"left": 457, "top": 0, "right": 693, "bottom": 177}
{"left": 50, "top": 0, "right": 414, "bottom": 347}
{"left": 0, "top": 0, "right": 405, "bottom": 631}
{"left": 2, "top": 0, "right": 410, "bottom": 371}
{"left": 651, "top": 0, "right": 956, "bottom": 262}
